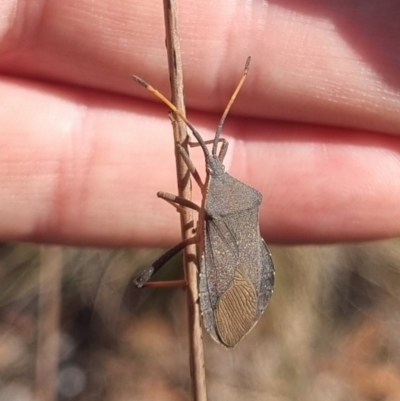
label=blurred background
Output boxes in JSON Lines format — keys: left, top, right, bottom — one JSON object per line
{"left": 1, "top": 240, "right": 400, "bottom": 401}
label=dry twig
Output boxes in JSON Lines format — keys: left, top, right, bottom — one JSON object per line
{"left": 162, "top": 0, "right": 207, "bottom": 400}
{"left": 35, "top": 246, "right": 63, "bottom": 401}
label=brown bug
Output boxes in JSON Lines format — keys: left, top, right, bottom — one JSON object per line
{"left": 133, "top": 57, "right": 275, "bottom": 347}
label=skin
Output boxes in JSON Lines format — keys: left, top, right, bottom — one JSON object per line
{"left": 0, "top": 0, "right": 400, "bottom": 247}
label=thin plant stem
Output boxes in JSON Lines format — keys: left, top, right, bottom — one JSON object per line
{"left": 35, "top": 246, "right": 63, "bottom": 401}
{"left": 162, "top": 0, "right": 207, "bottom": 400}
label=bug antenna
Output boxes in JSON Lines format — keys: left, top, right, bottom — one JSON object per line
{"left": 212, "top": 57, "right": 251, "bottom": 156}
{"left": 133, "top": 76, "right": 210, "bottom": 157}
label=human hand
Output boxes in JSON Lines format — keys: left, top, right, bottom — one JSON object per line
{"left": 1, "top": 0, "right": 399, "bottom": 247}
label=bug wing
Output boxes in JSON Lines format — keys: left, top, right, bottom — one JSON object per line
{"left": 199, "top": 215, "right": 239, "bottom": 345}
{"left": 256, "top": 239, "right": 275, "bottom": 319}
{"left": 203, "top": 216, "right": 238, "bottom": 303}
{"left": 199, "top": 173, "right": 275, "bottom": 347}
{"left": 200, "top": 206, "right": 274, "bottom": 347}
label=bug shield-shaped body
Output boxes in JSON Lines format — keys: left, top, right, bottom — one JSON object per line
{"left": 199, "top": 156, "right": 275, "bottom": 348}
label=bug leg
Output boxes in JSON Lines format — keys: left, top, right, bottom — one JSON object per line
{"left": 188, "top": 137, "right": 227, "bottom": 148}
{"left": 218, "top": 140, "right": 229, "bottom": 162}
{"left": 141, "top": 280, "right": 187, "bottom": 288}
{"left": 188, "top": 138, "right": 228, "bottom": 162}
{"left": 157, "top": 191, "right": 201, "bottom": 213}
{"left": 134, "top": 236, "right": 197, "bottom": 288}
{"left": 175, "top": 143, "right": 204, "bottom": 190}
{"left": 167, "top": 112, "right": 203, "bottom": 189}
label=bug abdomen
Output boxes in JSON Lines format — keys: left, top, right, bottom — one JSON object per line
{"left": 213, "top": 267, "right": 257, "bottom": 347}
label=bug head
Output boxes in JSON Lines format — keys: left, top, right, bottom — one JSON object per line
{"left": 206, "top": 154, "right": 225, "bottom": 177}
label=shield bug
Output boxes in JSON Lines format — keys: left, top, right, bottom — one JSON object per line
{"left": 133, "top": 57, "right": 275, "bottom": 347}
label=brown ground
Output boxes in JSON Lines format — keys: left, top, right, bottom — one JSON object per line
{"left": 1, "top": 240, "right": 400, "bottom": 401}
